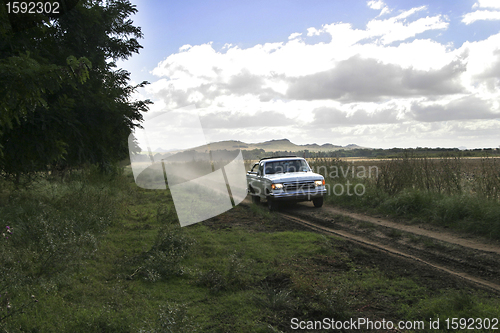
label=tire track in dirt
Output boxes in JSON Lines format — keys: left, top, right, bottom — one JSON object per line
{"left": 260, "top": 200, "right": 500, "bottom": 294}
{"left": 321, "top": 206, "right": 500, "bottom": 255}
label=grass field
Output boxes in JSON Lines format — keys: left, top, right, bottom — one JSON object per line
{"left": 308, "top": 155, "right": 500, "bottom": 240}
{"left": 1, "top": 167, "right": 500, "bottom": 332}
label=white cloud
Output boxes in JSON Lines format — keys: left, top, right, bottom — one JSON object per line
{"left": 306, "top": 27, "right": 321, "bottom": 36}
{"left": 322, "top": 23, "right": 368, "bottom": 47}
{"left": 145, "top": 4, "right": 500, "bottom": 148}
{"left": 366, "top": 7, "right": 448, "bottom": 45}
{"left": 473, "top": 0, "right": 500, "bottom": 9}
{"left": 464, "top": 0, "right": 500, "bottom": 24}
{"left": 311, "top": 106, "right": 401, "bottom": 127}
{"left": 367, "top": 0, "right": 384, "bottom": 10}
{"left": 457, "top": 33, "right": 500, "bottom": 98}
{"left": 367, "top": 0, "right": 391, "bottom": 16}
{"left": 358, "top": 39, "right": 458, "bottom": 70}
{"left": 286, "top": 56, "right": 465, "bottom": 102}
{"left": 410, "top": 96, "right": 500, "bottom": 122}
{"left": 200, "top": 111, "right": 296, "bottom": 128}
{"left": 179, "top": 44, "right": 192, "bottom": 52}
{"left": 304, "top": 7, "right": 448, "bottom": 46}
{"left": 462, "top": 10, "right": 500, "bottom": 24}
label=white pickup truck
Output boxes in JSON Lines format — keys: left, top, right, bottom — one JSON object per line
{"left": 246, "top": 156, "right": 327, "bottom": 210}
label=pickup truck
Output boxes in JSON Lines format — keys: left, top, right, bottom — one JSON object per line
{"left": 247, "top": 156, "right": 327, "bottom": 210}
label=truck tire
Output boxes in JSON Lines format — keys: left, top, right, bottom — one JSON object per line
{"left": 252, "top": 195, "right": 261, "bottom": 204}
{"left": 313, "top": 197, "right": 323, "bottom": 208}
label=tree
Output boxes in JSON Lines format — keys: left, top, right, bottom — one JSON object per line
{"left": 0, "top": 0, "right": 151, "bottom": 181}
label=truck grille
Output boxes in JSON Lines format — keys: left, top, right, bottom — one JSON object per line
{"left": 283, "top": 181, "right": 315, "bottom": 192}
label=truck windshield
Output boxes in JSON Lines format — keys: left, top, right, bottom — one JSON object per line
{"left": 264, "top": 160, "right": 310, "bottom": 174}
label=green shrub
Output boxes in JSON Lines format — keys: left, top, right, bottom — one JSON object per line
{"left": 380, "top": 189, "right": 434, "bottom": 216}
{"left": 253, "top": 284, "right": 294, "bottom": 312}
{"left": 195, "top": 251, "right": 250, "bottom": 293}
{"left": 139, "top": 302, "right": 199, "bottom": 333}
{"left": 131, "top": 206, "right": 195, "bottom": 282}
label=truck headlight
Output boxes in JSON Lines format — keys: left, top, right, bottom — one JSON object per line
{"left": 271, "top": 183, "right": 283, "bottom": 190}
{"left": 314, "top": 180, "right": 325, "bottom": 186}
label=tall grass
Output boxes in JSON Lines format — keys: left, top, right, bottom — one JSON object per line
{"left": 308, "top": 156, "right": 500, "bottom": 239}
{"left": 0, "top": 168, "right": 126, "bottom": 326}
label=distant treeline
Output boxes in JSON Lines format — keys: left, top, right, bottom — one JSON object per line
{"left": 241, "top": 147, "right": 500, "bottom": 159}
{"left": 262, "top": 148, "right": 500, "bottom": 159}
{"left": 140, "top": 147, "right": 500, "bottom": 163}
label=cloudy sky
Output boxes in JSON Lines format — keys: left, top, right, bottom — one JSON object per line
{"left": 120, "top": 0, "right": 500, "bottom": 149}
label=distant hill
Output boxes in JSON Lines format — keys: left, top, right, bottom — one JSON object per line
{"left": 153, "top": 147, "right": 179, "bottom": 153}
{"left": 153, "top": 138, "right": 364, "bottom": 154}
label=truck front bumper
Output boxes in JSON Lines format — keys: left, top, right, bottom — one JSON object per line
{"left": 268, "top": 187, "right": 327, "bottom": 201}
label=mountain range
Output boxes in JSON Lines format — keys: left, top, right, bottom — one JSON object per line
{"left": 153, "top": 139, "right": 364, "bottom": 154}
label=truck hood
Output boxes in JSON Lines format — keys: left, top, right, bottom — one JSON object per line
{"left": 265, "top": 172, "right": 323, "bottom": 183}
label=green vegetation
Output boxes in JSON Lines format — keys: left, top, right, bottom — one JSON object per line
{"left": 2, "top": 169, "right": 500, "bottom": 332}
{"left": 0, "top": 0, "right": 150, "bottom": 183}
{"left": 309, "top": 155, "right": 500, "bottom": 240}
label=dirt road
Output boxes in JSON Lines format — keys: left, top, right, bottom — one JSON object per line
{"left": 252, "top": 199, "right": 500, "bottom": 293}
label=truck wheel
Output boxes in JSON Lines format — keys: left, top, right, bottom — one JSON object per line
{"left": 313, "top": 197, "right": 323, "bottom": 208}
{"left": 267, "top": 198, "right": 276, "bottom": 211}
{"left": 252, "top": 195, "right": 261, "bottom": 204}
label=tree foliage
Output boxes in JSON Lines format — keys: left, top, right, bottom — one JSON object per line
{"left": 0, "top": 0, "right": 151, "bottom": 181}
